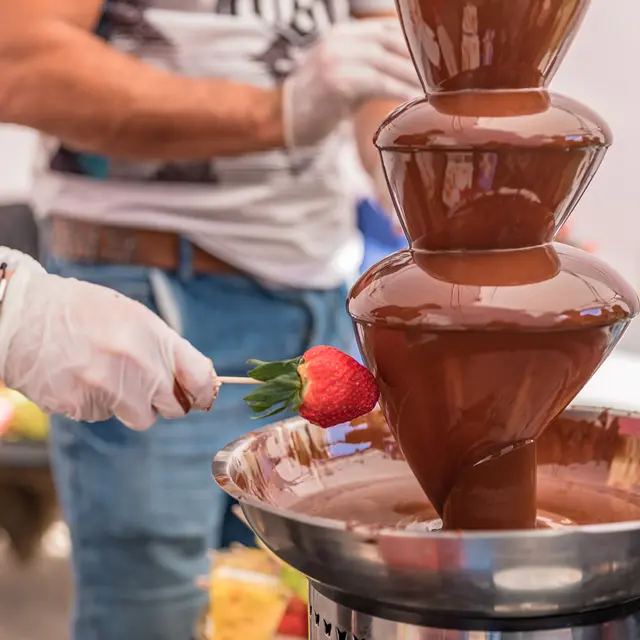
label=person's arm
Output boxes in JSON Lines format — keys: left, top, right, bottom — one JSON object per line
{"left": 350, "top": 8, "right": 417, "bottom": 216}
{"left": 354, "top": 98, "right": 401, "bottom": 187}
{"left": 0, "top": 0, "right": 284, "bottom": 160}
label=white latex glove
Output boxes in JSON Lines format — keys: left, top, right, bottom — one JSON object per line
{"left": 283, "top": 19, "right": 421, "bottom": 148}
{"left": 0, "top": 254, "right": 218, "bottom": 429}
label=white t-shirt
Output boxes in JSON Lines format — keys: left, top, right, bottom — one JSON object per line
{"left": 32, "top": 0, "right": 390, "bottom": 289}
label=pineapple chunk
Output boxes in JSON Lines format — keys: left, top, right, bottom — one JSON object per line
{"left": 209, "top": 561, "right": 288, "bottom": 640}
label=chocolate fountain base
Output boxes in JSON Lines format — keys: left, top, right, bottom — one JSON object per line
{"left": 214, "top": 404, "right": 640, "bottom": 619}
{"left": 309, "top": 584, "right": 640, "bottom": 638}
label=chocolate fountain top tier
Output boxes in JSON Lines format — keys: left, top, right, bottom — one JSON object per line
{"left": 349, "top": 244, "right": 639, "bottom": 331}
{"left": 398, "top": 0, "right": 590, "bottom": 92}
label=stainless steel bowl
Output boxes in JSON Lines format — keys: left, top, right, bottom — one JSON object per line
{"left": 213, "top": 404, "right": 640, "bottom": 619}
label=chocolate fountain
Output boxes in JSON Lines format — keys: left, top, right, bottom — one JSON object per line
{"left": 214, "top": 1, "right": 640, "bottom": 637}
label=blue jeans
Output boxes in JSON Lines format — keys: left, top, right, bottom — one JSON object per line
{"left": 45, "top": 250, "right": 352, "bottom": 640}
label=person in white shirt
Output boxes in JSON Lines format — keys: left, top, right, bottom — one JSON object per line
{"left": 0, "top": 0, "right": 420, "bottom": 638}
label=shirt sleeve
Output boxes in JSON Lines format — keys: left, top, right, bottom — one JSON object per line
{"left": 349, "top": 0, "right": 397, "bottom": 17}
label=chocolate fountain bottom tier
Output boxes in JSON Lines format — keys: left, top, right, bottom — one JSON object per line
{"left": 349, "top": 244, "right": 639, "bottom": 528}
{"left": 214, "top": 407, "right": 640, "bottom": 618}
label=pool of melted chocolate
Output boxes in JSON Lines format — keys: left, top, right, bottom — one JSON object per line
{"left": 290, "top": 473, "right": 640, "bottom": 531}
{"left": 283, "top": 410, "right": 640, "bottom": 531}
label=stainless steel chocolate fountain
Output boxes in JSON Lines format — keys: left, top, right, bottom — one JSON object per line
{"left": 214, "top": 0, "right": 640, "bottom": 636}
{"left": 215, "top": 396, "right": 640, "bottom": 638}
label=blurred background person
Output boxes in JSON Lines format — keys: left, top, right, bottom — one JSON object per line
{"left": 0, "top": 1, "right": 420, "bottom": 638}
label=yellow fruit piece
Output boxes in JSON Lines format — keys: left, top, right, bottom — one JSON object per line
{"left": 1, "top": 388, "right": 49, "bottom": 440}
{"left": 213, "top": 546, "right": 278, "bottom": 575}
{"left": 209, "top": 566, "right": 287, "bottom": 640}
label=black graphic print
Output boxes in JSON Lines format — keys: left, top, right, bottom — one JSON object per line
{"left": 154, "top": 162, "right": 219, "bottom": 183}
{"left": 102, "top": 0, "right": 169, "bottom": 43}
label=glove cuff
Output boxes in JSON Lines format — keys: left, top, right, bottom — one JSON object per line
{"left": 281, "top": 74, "right": 350, "bottom": 150}
{"left": 0, "top": 249, "right": 46, "bottom": 384}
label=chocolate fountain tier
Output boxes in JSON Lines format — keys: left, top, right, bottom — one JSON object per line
{"left": 213, "top": 403, "right": 640, "bottom": 620}
{"left": 348, "top": 244, "right": 639, "bottom": 527}
{"left": 396, "top": 0, "right": 589, "bottom": 92}
{"left": 375, "top": 91, "right": 610, "bottom": 251}
{"left": 348, "top": 244, "right": 637, "bottom": 330}
{"left": 376, "top": 91, "right": 610, "bottom": 149}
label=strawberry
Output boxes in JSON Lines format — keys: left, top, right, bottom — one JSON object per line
{"left": 277, "top": 596, "right": 308, "bottom": 637}
{"left": 243, "top": 346, "right": 379, "bottom": 428}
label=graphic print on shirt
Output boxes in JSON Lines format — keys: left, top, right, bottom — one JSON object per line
{"left": 50, "top": 0, "right": 342, "bottom": 184}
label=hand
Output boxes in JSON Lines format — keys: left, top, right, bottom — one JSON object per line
{"left": 370, "top": 163, "right": 405, "bottom": 236}
{"left": 283, "top": 19, "right": 421, "bottom": 148}
{"left": 0, "top": 258, "right": 217, "bottom": 429}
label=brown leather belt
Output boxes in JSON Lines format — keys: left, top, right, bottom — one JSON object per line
{"left": 48, "top": 217, "right": 241, "bottom": 274}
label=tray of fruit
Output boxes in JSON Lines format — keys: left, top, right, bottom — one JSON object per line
{"left": 0, "top": 385, "right": 50, "bottom": 467}
{"left": 195, "top": 509, "right": 308, "bottom": 640}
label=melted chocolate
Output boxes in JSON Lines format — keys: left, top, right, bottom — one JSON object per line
{"left": 346, "top": 0, "right": 639, "bottom": 530}
{"left": 290, "top": 473, "right": 640, "bottom": 530}
{"left": 376, "top": 92, "right": 610, "bottom": 251}
{"left": 349, "top": 245, "right": 637, "bottom": 528}
{"left": 396, "top": 0, "right": 590, "bottom": 92}
{"left": 289, "top": 410, "right": 640, "bottom": 530}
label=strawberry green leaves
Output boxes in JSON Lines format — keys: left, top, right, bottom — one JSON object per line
{"left": 243, "top": 357, "right": 303, "bottom": 420}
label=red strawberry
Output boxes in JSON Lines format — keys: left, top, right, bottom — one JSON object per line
{"left": 243, "top": 346, "right": 379, "bottom": 428}
{"left": 277, "top": 597, "right": 308, "bottom": 637}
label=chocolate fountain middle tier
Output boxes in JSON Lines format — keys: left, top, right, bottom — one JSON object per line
{"left": 348, "top": 245, "right": 639, "bottom": 529}
{"left": 375, "top": 90, "right": 611, "bottom": 251}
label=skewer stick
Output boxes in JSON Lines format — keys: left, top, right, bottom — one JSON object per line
{"left": 217, "top": 376, "right": 263, "bottom": 385}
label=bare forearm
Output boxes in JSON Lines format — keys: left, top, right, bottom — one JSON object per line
{"left": 354, "top": 99, "right": 401, "bottom": 183}
{"left": 0, "top": 22, "right": 284, "bottom": 160}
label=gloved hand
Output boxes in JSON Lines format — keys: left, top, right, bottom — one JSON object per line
{"left": 282, "top": 18, "right": 421, "bottom": 148}
{"left": 0, "top": 253, "right": 217, "bottom": 429}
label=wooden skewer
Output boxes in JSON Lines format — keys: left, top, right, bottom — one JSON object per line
{"left": 217, "top": 376, "right": 263, "bottom": 385}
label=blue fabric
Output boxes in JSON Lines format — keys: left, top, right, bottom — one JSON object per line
{"left": 45, "top": 254, "right": 352, "bottom": 640}
{"left": 357, "top": 198, "right": 407, "bottom": 273}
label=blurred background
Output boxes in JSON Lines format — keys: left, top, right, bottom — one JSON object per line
{"left": 0, "top": 2, "right": 640, "bottom": 638}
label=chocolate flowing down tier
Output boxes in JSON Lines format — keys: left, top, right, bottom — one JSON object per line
{"left": 348, "top": 244, "right": 639, "bottom": 529}
{"left": 375, "top": 91, "right": 611, "bottom": 251}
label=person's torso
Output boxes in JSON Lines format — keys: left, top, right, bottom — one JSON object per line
{"left": 32, "top": 0, "right": 367, "bottom": 288}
